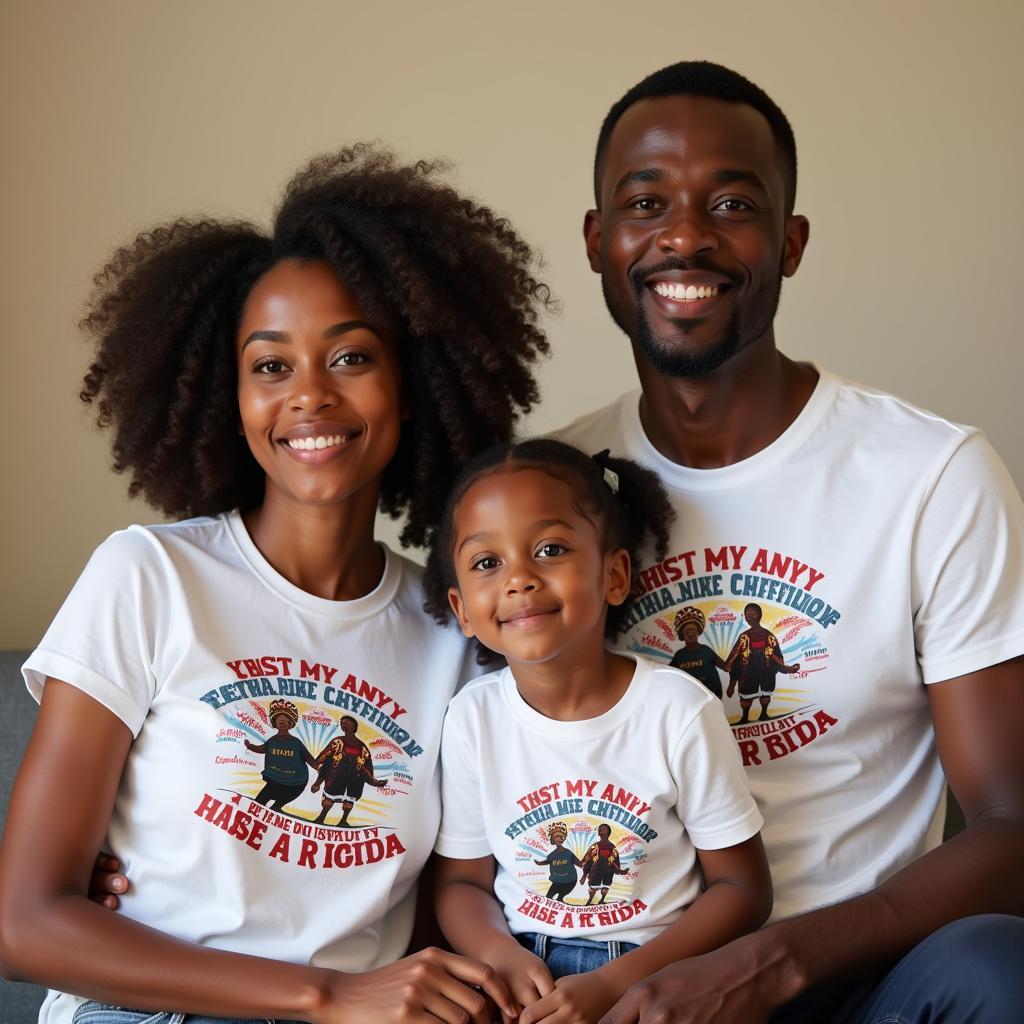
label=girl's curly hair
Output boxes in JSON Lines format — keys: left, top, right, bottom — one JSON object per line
{"left": 80, "top": 144, "right": 553, "bottom": 547}
{"left": 422, "top": 438, "right": 676, "bottom": 664}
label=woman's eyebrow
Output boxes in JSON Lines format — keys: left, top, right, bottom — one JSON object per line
{"left": 324, "top": 320, "right": 375, "bottom": 339}
{"left": 241, "top": 329, "right": 287, "bottom": 350}
{"left": 241, "top": 320, "right": 374, "bottom": 351}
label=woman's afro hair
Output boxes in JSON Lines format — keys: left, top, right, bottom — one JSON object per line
{"left": 80, "top": 143, "right": 553, "bottom": 548}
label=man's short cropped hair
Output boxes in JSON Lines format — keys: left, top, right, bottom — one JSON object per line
{"left": 593, "top": 61, "right": 798, "bottom": 213}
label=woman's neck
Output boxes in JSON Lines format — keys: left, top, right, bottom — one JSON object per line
{"left": 509, "top": 646, "right": 635, "bottom": 722}
{"left": 241, "top": 484, "right": 384, "bottom": 602}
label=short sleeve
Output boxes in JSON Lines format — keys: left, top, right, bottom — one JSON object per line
{"left": 674, "top": 701, "right": 763, "bottom": 850}
{"left": 912, "top": 432, "right": 1024, "bottom": 683}
{"left": 22, "top": 528, "right": 166, "bottom": 735}
{"left": 434, "top": 695, "right": 491, "bottom": 859}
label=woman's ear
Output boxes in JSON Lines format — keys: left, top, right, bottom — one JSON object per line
{"left": 604, "top": 548, "right": 631, "bottom": 608}
{"left": 448, "top": 587, "right": 476, "bottom": 639}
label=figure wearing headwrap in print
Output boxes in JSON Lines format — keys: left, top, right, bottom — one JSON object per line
{"left": 669, "top": 606, "right": 729, "bottom": 698}
{"left": 244, "top": 699, "right": 317, "bottom": 811}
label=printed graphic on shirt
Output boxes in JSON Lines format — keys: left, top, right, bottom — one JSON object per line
{"left": 191, "top": 654, "right": 424, "bottom": 871}
{"left": 505, "top": 777, "right": 652, "bottom": 930}
{"left": 622, "top": 545, "right": 842, "bottom": 767}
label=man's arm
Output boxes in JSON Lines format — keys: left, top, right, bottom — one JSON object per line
{"left": 601, "top": 655, "right": 1024, "bottom": 1024}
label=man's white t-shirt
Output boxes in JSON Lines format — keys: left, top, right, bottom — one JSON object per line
{"left": 557, "top": 369, "right": 1024, "bottom": 921}
{"left": 23, "top": 511, "right": 473, "bottom": 1024}
{"left": 435, "top": 656, "right": 763, "bottom": 945}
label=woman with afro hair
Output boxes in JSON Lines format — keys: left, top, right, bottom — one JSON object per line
{"left": 0, "top": 144, "right": 550, "bottom": 1024}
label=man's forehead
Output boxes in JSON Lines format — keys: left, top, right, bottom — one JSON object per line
{"left": 600, "top": 95, "right": 782, "bottom": 194}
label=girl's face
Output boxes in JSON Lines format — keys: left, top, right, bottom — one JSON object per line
{"left": 236, "top": 259, "right": 403, "bottom": 513}
{"left": 448, "top": 467, "right": 630, "bottom": 668}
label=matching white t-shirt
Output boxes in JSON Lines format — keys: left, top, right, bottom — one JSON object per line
{"left": 23, "top": 510, "right": 472, "bottom": 1024}
{"left": 22, "top": 367, "right": 1024, "bottom": 1016}
{"left": 435, "top": 656, "right": 762, "bottom": 945}
{"left": 557, "top": 369, "right": 1024, "bottom": 921}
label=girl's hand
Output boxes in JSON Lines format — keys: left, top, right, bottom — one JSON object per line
{"left": 319, "top": 946, "right": 517, "bottom": 1024}
{"left": 487, "top": 940, "right": 555, "bottom": 1019}
{"left": 520, "top": 970, "right": 621, "bottom": 1024}
{"left": 88, "top": 852, "right": 128, "bottom": 910}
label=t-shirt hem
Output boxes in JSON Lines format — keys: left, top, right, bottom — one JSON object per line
{"left": 23, "top": 649, "right": 148, "bottom": 736}
{"left": 686, "top": 810, "right": 764, "bottom": 850}
{"left": 434, "top": 835, "right": 493, "bottom": 859}
{"left": 919, "top": 629, "right": 1024, "bottom": 684}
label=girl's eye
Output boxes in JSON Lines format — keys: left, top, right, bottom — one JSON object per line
{"left": 536, "top": 543, "right": 566, "bottom": 558}
{"left": 470, "top": 555, "right": 500, "bottom": 572}
{"left": 333, "top": 351, "right": 368, "bottom": 368}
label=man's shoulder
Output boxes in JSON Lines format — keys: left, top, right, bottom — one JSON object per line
{"left": 551, "top": 390, "right": 640, "bottom": 453}
{"left": 827, "top": 371, "right": 974, "bottom": 447}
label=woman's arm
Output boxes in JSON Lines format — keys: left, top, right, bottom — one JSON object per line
{"left": 520, "top": 835, "right": 772, "bottom": 1024}
{"left": 435, "top": 853, "right": 555, "bottom": 1014}
{"left": 0, "top": 680, "right": 513, "bottom": 1024}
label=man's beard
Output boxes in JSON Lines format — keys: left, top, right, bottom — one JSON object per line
{"left": 602, "top": 260, "right": 785, "bottom": 379}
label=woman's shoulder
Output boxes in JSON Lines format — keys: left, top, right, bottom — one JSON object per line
{"left": 89, "top": 514, "right": 229, "bottom": 567}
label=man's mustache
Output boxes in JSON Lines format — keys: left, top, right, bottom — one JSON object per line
{"left": 629, "top": 257, "right": 742, "bottom": 291}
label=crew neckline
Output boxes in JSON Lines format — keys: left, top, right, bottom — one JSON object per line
{"left": 224, "top": 509, "right": 402, "bottom": 619}
{"left": 622, "top": 366, "right": 838, "bottom": 491}
{"left": 499, "top": 654, "right": 650, "bottom": 740}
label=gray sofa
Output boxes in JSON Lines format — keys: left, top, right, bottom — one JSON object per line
{"left": 0, "top": 649, "right": 968, "bottom": 1024}
{"left": 0, "top": 651, "right": 47, "bottom": 1022}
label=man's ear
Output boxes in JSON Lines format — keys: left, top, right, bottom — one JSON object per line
{"left": 604, "top": 548, "right": 632, "bottom": 608}
{"left": 448, "top": 587, "right": 475, "bottom": 639}
{"left": 782, "top": 214, "right": 810, "bottom": 278}
{"left": 583, "top": 209, "right": 602, "bottom": 274}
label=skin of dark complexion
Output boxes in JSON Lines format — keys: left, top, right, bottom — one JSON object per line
{"left": 581, "top": 93, "right": 1024, "bottom": 1024}
{"left": 436, "top": 467, "right": 771, "bottom": 1024}
{"left": 585, "top": 95, "right": 815, "bottom": 471}
{"left": 585, "top": 95, "right": 807, "bottom": 379}
{"left": 237, "top": 259, "right": 404, "bottom": 601}
{"left": 0, "top": 259, "right": 517, "bottom": 1024}
{"left": 447, "top": 467, "right": 633, "bottom": 718}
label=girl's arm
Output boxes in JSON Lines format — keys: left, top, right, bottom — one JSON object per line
{"left": 435, "top": 853, "right": 555, "bottom": 1015}
{"left": 0, "top": 680, "right": 514, "bottom": 1024}
{"left": 520, "top": 834, "right": 771, "bottom": 1024}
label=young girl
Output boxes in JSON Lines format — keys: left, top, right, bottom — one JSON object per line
{"left": 422, "top": 440, "right": 771, "bottom": 1024}
{"left": 0, "top": 144, "right": 550, "bottom": 1024}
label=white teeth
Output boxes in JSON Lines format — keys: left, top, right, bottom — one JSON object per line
{"left": 286, "top": 434, "right": 345, "bottom": 451}
{"left": 652, "top": 282, "right": 719, "bottom": 301}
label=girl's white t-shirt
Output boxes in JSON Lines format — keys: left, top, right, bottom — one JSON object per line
{"left": 436, "top": 656, "right": 763, "bottom": 945}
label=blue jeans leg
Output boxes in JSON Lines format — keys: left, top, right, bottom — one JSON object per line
{"left": 71, "top": 1003, "right": 289, "bottom": 1024}
{"left": 772, "top": 914, "right": 1024, "bottom": 1024}
{"left": 517, "top": 933, "right": 638, "bottom": 980}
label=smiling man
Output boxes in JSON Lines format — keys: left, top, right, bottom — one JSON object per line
{"left": 559, "top": 61, "right": 1024, "bottom": 1023}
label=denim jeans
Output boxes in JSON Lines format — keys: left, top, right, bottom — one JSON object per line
{"left": 770, "top": 914, "right": 1024, "bottom": 1024}
{"left": 516, "top": 931, "right": 638, "bottom": 979}
{"left": 71, "top": 1004, "right": 295, "bottom": 1024}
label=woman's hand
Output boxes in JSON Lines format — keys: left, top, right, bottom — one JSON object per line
{"left": 317, "top": 946, "right": 518, "bottom": 1024}
{"left": 88, "top": 853, "right": 129, "bottom": 909}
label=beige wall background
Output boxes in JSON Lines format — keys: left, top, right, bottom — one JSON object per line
{"left": 2, "top": 0, "right": 1021, "bottom": 649}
